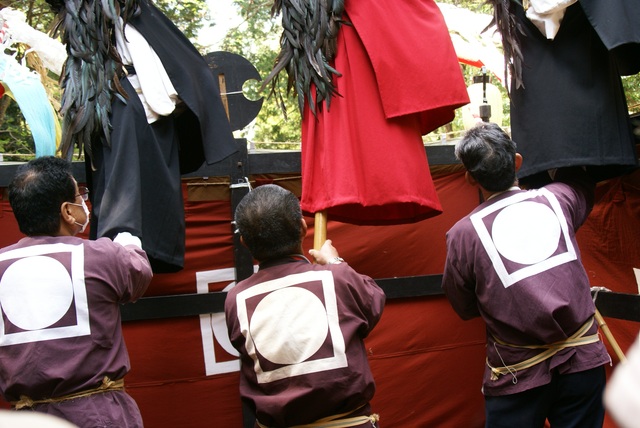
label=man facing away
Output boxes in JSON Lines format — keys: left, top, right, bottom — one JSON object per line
{"left": 442, "top": 122, "right": 611, "bottom": 428}
{"left": 225, "top": 184, "right": 386, "bottom": 428}
{"left": 0, "top": 156, "right": 153, "bottom": 427}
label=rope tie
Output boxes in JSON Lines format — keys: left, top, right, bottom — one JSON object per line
{"left": 257, "top": 406, "right": 379, "bottom": 428}
{"left": 488, "top": 316, "right": 599, "bottom": 381}
{"left": 11, "top": 376, "right": 124, "bottom": 410}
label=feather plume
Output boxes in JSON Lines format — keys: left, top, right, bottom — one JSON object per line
{"left": 47, "top": 0, "right": 139, "bottom": 161}
{"left": 485, "top": 0, "right": 526, "bottom": 94}
{"left": 261, "top": 0, "right": 346, "bottom": 118}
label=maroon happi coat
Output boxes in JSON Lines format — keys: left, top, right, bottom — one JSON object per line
{"left": 0, "top": 236, "right": 152, "bottom": 427}
{"left": 225, "top": 257, "right": 385, "bottom": 426}
{"left": 442, "top": 177, "right": 610, "bottom": 397}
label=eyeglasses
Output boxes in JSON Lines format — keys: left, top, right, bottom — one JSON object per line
{"left": 76, "top": 186, "right": 90, "bottom": 201}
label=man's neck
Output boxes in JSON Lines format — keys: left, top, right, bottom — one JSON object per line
{"left": 484, "top": 185, "right": 521, "bottom": 201}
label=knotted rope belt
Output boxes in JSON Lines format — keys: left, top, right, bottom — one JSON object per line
{"left": 11, "top": 376, "right": 124, "bottom": 410}
{"left": 487, "top": 316, "right": 600, "bottom": 381}
{"left": 256, "top": 406, "right": 379, "bottom": 428}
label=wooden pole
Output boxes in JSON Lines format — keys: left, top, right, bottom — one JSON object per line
{"left": 595, "top": 309, "right": 626, "bottom": 363}
{"left": 314, "top": 210, "right": 327, "bottom": 251}
{"left": 218, "top": 74, "right": 231, "bottom": 121}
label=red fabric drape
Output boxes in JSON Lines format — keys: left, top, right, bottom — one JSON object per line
{"left": 300, "top": 0, "right": 470, "bottom": 225}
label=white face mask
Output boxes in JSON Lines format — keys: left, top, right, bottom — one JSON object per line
{"left": 70, "top": 200, "right": 90, "bottom": 233}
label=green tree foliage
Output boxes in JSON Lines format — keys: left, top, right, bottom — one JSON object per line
{"left": 623, "top": 75, "right": 640, "bottom": 115}
{"left": 0, "top": 1, "right": 53, "bottom": 32}
{"left": 219, "top": 0, "right": 302, "bottom": 146}
{"left": 154, "top": 0, "right": 210, "bottom": 48}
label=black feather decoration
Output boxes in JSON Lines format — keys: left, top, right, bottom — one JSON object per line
{"left": 47, "top": 0, "right": 140, "bottom": 162}
{"left": 261, "top": 0, "right": 346, "bottom": 118}
{"left": 484, "top": 0, "right": 526, "bottom": 95}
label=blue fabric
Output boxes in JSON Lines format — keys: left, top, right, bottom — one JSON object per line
{"left": 0, "top": 53, "right": 57, "bottom": 157}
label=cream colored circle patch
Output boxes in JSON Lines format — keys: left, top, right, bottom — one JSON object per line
{"left": 492, "top": 201, "right": 561, "bottom": 265}
{"left": 0, "top": 256, "right": 73, "bottom": 330}
{"left": 250, "top": 287, "right": 328, "bottom": 365}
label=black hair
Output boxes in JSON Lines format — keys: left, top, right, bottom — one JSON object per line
{"left": 234, "top": 184, "right": 304, "bottom": 262}
{"left": 455, "top": 122, "right": 517, "bottom": 192}
{"left": 8, "top": 156, "right": 77, "bottom": 236}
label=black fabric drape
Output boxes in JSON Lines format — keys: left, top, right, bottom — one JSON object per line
{"left": 509, "top": 3, "right": 638, "bottom": 186}
{"left": 579, "top": 0, "right": 640, "bottom": 76}
{"left": 87, "top": 0, "right": 236, "bottom": 273}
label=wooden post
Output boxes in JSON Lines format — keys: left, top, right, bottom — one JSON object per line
{"left": 218, "top": 74, "right": 231, "bottom": 121}
{"left": 595, "top": 309, "right": 626, "bottom": 363}
{"left": 314, "top": 210, "right": 327, "bottom": 251}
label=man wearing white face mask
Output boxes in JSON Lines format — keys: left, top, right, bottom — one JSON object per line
{"left": 0, "top": 156, "right": 153, "bottom": 427}
{"left": 68, "top": 186, "right": 90, "bottom": 233}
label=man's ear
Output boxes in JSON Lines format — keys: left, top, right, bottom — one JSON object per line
{"left": 60, "top": 201, "right": 76, "bottom": 226}
{"left": 300, "top": 218, "right": 308, "bottom": 239}
{"left": 58, "top": 201, "right": 78, "bottom": 236}
{"left": 515, "top": 153, "right": 523, "bottom": 172}
{"left": 464, "top": 170, "right": 478, "bottom": 187}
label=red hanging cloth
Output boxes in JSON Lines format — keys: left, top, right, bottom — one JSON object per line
{"left": 300, "top": 0, "right": 470, "bottom": 225}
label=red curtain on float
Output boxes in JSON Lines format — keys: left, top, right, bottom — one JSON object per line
{"left": 1, "top": 167, "right": 638, "bottom": 427}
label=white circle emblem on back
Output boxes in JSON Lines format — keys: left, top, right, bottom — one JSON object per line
{"left": 250, "top": 287, "right": 328, "bottom": 365}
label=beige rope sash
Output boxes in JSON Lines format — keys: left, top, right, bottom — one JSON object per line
{"left": 488, "top": 316, "right": 600, "bottom": 381}
{"left": 256, "top": 407, "right": 379, "bottom": 428}
{"left": 11, "top": 376, "right": 124, "bottom": 410}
